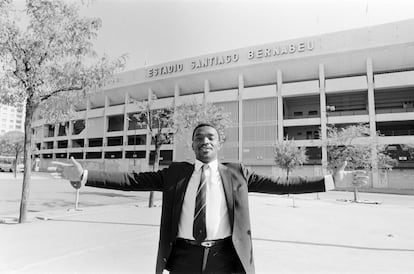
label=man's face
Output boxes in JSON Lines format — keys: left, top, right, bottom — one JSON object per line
{"left": 192, "top": 126, "right": 221, "bottom": 163}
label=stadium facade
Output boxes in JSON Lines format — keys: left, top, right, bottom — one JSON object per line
{"left": 32, "top": 20, "right": 414, "bottom": 190}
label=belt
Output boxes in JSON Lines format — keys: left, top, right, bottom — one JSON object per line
{"left": 176, "top": 237, "right": 231, "bottom": 248}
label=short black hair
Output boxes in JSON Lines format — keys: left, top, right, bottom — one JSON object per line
{"left": 192, "top": 123, "right": 219, "bottom": 139}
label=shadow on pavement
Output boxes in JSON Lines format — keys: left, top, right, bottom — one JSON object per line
{"left": 43, "top": 218, "right": 160, "bottom": 227}
{"left": 60, "top": 191, "right": 139, "bottom": 198}
{"left": 253, "top": 237, "right": 414, "bottom": 252}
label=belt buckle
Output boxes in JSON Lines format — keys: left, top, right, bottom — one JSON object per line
{"left": 201, "top": 241, "right": 213, "bottom": 248}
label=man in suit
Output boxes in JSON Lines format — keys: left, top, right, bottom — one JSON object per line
{"left": 57, "top": 123, "right": 367, "bottom": 274}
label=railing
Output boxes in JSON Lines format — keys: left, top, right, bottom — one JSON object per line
{"left": 284, "top": 113, "right": 320, "bottom": 119}
{"left": 375, "top": 107, "right": 414, "bottom": 114}
{"left": 379, "top": 130, "right": 414, "bottom": 136}
{"left": 326, "top": 110, "right": 368, "bottom": 116}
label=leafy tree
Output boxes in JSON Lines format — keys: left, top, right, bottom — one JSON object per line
{"left": 326, "top": 124, "right": 396, "bottom": 202}
{"left": 273, "top": 137, "right": 308, "bottom": 178}
{"left": 173, "top": 100, "right": 232, "bottom": 147}
{"left": 0, "top": 0, "right": 126, "bottom": 222}
{"left": 132, "top": 96, "right": 174, "bottom": 208}
{"left": 273, "top": 138, "right": 308, "bottom": 207}
{"left": 0, "top": 130, "right": 24, "bottom": 177}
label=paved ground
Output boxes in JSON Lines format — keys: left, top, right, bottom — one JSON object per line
{"left": 1, "top": 172, "right": 414, "bottom": 273}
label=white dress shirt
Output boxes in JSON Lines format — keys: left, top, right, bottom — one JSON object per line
{"left": 177, "top": 159, "right": 232, "bottom": 240}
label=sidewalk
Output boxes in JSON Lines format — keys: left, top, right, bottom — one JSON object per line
{"left": 1, "top": 190, "right": 414, "bottom": 273}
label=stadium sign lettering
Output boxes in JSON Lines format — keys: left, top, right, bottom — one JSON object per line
{"left": 190, "top": 54, "right": 239, "bottom": 70}
{"left": 146, "top": 41, "right": 315, "bottom": 78}
{"left": 147, "top": 63, "right": 184, "bottom": 78}
{"left": 247, "top": 41, "right": 314, "bottom": 59}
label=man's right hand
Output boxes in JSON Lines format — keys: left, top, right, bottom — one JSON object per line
{"left": 50, "top": 157, "right": 85, "bottom": 189}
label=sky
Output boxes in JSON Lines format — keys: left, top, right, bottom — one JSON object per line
{"left": 18, "top": 0, "right": 414, "bottom": 71}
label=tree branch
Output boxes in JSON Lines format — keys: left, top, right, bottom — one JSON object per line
{"left": 40, "top": 86, "right": 83, "bottom": 101}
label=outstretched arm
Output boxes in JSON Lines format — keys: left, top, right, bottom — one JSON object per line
{"left": 51, "top": 157, "right": 172, "bottom": 192}
{"left": 244, "top": 161, "right": 368, "bottom": 194}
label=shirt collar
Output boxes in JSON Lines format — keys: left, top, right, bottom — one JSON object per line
{"left": 194, "top": 158, "right": 218, "bottom": 172}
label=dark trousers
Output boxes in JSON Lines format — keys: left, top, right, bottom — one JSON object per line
{"left": 166, "top": 238, "right": 244, "bottom": 274}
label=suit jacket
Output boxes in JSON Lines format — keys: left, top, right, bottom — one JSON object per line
{"left": 86, "top": 162, "right": 326, "bottom": 274}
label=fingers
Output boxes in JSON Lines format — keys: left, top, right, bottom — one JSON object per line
{"left": 50, "top": 172, "right": 62, "bottom": 179}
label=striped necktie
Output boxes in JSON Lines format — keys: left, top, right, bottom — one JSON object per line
{"left": 193, "top": 164, "right": 208, "bottom": 243}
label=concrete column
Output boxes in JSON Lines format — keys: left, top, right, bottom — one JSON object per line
{"left": 145, "top": 88, "right": 153, "bottom": 170}
{"left": 85, "top": 98, "right": 90, "bottom": 155}
{"left": 103, "top": 95, "right": 109, "bottom": 151}
{"left": 173, "top": 84, "right": 180, "bottom": 161}
{"left": 204, "top": 80, "right": 210, "bottom": 105}
{"left": 86, "top": 97, "right": 91, "bottom": 112}
{"left": 238, "top": 74, "right": 244, "bottom": 162}
{"left": 53, "top": 124, "right": 58, "bottom": 159}
{"left": 319, "top": 64, "right": 328, "bottom": 175}
{"left": 367, "top": 58, "right": 381, "bottom": 187}
{"left": 367, "top": 58, "right": 377, "bottom": 136}
{"left": 123, "top": 93, "right": 129, "bottom": 158}
{"left": 276, "top": 70, "right": 283, "bottom": 142}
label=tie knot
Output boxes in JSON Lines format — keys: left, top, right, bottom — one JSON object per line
{"left": 201, "top": 164, "right": 209, "bottom": 172}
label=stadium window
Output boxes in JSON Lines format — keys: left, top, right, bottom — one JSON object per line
{"left": 86, "top": 152, "right": 102, "bottom": 159}
{"left": 127, "top": 113, "right": 146, "bottom": 130}
{"left": 58, "top": 122, "right": 69, "bottom": 136}
{"left": 107, "top": 136, "right": 123, "bottom": 146}
{"left": 69, "top": 152, "right": 84, "bottom": 159}
{"left": 125, "top": 150, "right": 146, "bottom": 158}
{"left": 45, "top": 124, "right": 55, "bottom": 137}
{"left": 55, "top": 153, "right": 67, "bottom": 159}
{"left": 43, "top": 141, "right": 53, "bottom": 149}
{"left": 72, "top": 139, "right": 84, "bottom": 148}
{"left": 107, "top": 115, "right": 124, "bottom": 132}
{"left": 88, "top": 138, "right": 103, "bottom": 147}
{"left": 57, "top": 140, "right": 68, "bottom": 148}
{"left": 127, "top": 135, "right": 146, "bottom": 145}
{"left": 72, "top": 120, "right": 85, "bottom": 135}
{"left": 104, "top": 151, "right": 123, "bottom": 159}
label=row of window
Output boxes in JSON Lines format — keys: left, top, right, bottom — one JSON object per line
{"left": 39, "top": 150, "right": 173, "bottom": 165}
{"left": 36, "top": 135, "right": 150, "bottom": 150}
{"left": 35, "top": 121, "right": 414, "bottom": 153}
{"left": 40, "top": 113, "right": 148, "bottom": 138}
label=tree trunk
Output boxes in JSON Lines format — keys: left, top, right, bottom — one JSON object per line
{"left": 148, "top": 143, "right": 161, "bottom": 208}
{"left": 13, "top": 153, "right": 18, "bottom": 178}
{"left": 286, "top": 168, "right": 290, "bottom": 198}
{"left": 19, "top": 102, "right": 34, "bottom": 223}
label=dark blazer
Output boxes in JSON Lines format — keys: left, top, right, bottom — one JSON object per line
{"left": 86, "top": 162, "right": 326, "bottom": 274}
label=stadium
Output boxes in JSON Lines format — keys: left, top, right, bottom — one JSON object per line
{"left": 32, "top": 19, "right": 414, "bottom": 191}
